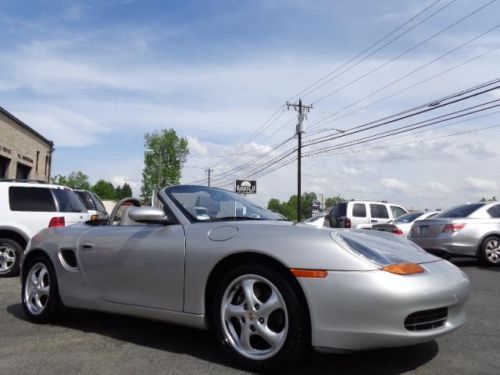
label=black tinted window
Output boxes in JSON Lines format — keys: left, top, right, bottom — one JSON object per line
{"left": 9, "top": 187, "right": 56, "bottom": 212}
{"left": 370, "top": 204, "right": 389, "bottom": 219}
{"left": 52, "top": 189, "right": 86, "bottom": 213}
{"left": 333, "top": 203, "right": 347, "bottom": 217}
{"left": 436, "top": 203, "right": 484, "bottom": 218}
{"left": 487, "top": 205, "right": 500, "bottom": 218}
{"left": 352, "top": 203, "right": 366, "bottom": 217}
{"left": 91, "top": 193, "right": 107, "bottom": 212}
{"left": 76, "top": 191, "right": 96, "bottom": 210}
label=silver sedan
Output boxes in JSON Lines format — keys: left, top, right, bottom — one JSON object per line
{"left": 21, "top": 185, "right": 470, "bottom": 371}
{"left": 409, "top": 202, "right": 500, "bottom": 266}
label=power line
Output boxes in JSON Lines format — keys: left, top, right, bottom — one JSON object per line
{"left": 304, "top": 78, "right": 500, "bottom": 147}
{"left": 307, "top": 44, "right": 500, "bottom": 133}
{"left": 307, "top": 24, "right": 500, "bottom": 132}
{"left": 304, "top": 99, "right": 500, "bottom": 156}
{"left": 309, "top": 0, "right": 496, "bottom": 109}
{"left": 289, "top": 0, "right": 452, "bottom": 101}
{"left": 303, "top": 123, "right": 500, "bottom": 159}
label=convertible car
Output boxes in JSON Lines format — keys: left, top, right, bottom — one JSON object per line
{"left": 21, "top": 185, "right": 470, "bottom": 370}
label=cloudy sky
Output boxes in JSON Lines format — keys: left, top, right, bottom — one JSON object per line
{"left": 1, "top": 0, "right": 499, "bottom": 211}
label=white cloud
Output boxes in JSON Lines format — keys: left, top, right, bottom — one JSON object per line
{"left": 464, "top": 177, "right": 498, "bottom": 192}
{"left": 380, "top": 178, "right": 413, "bottom": 193}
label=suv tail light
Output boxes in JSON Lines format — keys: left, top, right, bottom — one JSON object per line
{"left": 392, "top": 227, "right": 404, "bottom": 236}
{"left": 344, "top": 218, "right": 352, "bottom": 228}
{"left": 442, "top": 223, "right": 466, "bottom": 233}
{"left": 49, "top": 217, "right": 65, "bottom": 228}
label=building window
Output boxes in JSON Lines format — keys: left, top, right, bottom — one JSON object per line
{"left": 16, "top": 163, "right": 31, "bottom": 180}
{"left": 44, "top": 155, "right": 48, "bottom": 175}
{"left": 0, "top": 155, "right": 10, "bottom": 178}
{"left": 36, "top": 151, "right": 40, "bottom": 173}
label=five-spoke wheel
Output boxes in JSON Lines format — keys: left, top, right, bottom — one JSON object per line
{"left": 22, "top": 256, "right": 61, "bottom": 323}
{"left": 221, "top": 275, "right": 288, "bottom": 360}
{"left": 212, "top": 263, "right": 308, "bottom": 371}
{"left": 24, "top": 263, "right": 51, "bottom": 315}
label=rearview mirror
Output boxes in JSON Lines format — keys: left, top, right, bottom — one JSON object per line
{"left": 128, "top": 207, "right": 168, "bottom": 224}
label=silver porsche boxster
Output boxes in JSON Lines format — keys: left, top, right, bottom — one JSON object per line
{"left": 21, "top": 185, "right": 470, "bottom": 371}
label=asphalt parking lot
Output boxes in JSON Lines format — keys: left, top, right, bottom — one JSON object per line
{"left": 1, "top": 260, "right": 499, "bottom": 375}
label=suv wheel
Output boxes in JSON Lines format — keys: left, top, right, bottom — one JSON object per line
{"left": 0, "top": 238, "right": 23, "bottom": 277}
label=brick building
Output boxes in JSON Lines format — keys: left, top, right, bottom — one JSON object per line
{"left": 0, "top": 106, "right": 54, "bottom": 182}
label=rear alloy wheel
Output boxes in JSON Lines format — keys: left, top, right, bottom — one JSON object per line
{"left": 0, "top": 238, "right": 23, "bottom": 277}
{"left": 22, "top": 257, "right": 61, "bottom": 323}
{"left": 212, "top": 264, "right": 307, "bottom": 371}
{"left": 480, "top": 236, "right": 500, "bottom": 266}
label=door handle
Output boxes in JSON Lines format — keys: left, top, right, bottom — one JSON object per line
{"left": 371, "top": 219, "right": 378, "bottom": 223}
{"left": 81, "top": 242, "right": 94, "bottom": 249}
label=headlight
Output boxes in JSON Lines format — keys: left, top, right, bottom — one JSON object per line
{"left": 333, "top": 233, "right": 425, "bottom": 275}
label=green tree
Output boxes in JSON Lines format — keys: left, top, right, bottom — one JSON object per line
{"left": 116, "top": 183, "right": 133, "bottom": 199}
{"left": 141, "top": 129, "right": 189, "bottom": 201}
{"left": 92, "top": 180, "right": 116, "bottom": 200}
{"left": 115, "top": 185, "right": 122, "bottom": 199}
{"left": 302, "top": 192, "right": 318, "bottom": 219}
{"left": 325, "top": 195, "right": 344, "bottom": 210}
{"left": 51, "top": 171, "right": 91, "bottom": 190}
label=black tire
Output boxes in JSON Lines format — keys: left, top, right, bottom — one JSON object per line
{"left": 479, "top": 236, "right": 500, "bottom": 267}
{"left": 211, "top": 262, "right": 308, "bottom": 372}
{"left": 0, "top": 238, "right": 23, "bottom": 277}
{"left": 21, "top": 256, "right": 62, "bottom": 323}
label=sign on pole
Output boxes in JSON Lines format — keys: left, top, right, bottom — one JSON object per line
{"left": 235, "top": 179, "right": 257, "bottom": 194}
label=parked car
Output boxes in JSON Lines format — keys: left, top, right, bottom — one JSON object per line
{"left": 20, "top": 185, "right": 469, "bottom": 371}
{"left": 75, "top": 189, "right": 108, "bottom": 220}
{"left": 328, "top": 200, "right": 408, "bottom": 229}
{"left": 372, "top": 211, "right": 438, "bottom": 237}
{"left": 302, "top": 214, "right": 327, "bottom": 228}
{"left": 0, "top": 180, "right": 90, "bottom": 277}
{"left": 409, "top": 202, "right": 500, "bottom": 266}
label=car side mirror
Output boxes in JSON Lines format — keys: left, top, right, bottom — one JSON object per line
{"left": 128, "top": 207, "right": 168, "bottom": 224}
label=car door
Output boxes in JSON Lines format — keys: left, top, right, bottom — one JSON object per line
{"left": 77, "top": 223, "right": 185, "bottom": 311}
{"left": 369, "top": 203, "right": 390, "bottom": 224}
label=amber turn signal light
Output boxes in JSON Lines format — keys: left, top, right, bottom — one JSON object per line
{"left": 90, "top": 215, "right": 99, "bottom": 221}
{"left": 291, "top": 269, "right": 328, "bottom": 278}
{"left": 383, "top": 263, "right": 424, "bottom": 275}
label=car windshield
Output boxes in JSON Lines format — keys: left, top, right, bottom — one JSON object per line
{"left": 167, "top": 185, "right": 285, "bottom": 222}
{"left": 435, "top": 203, "right": 484, "bottom": 218}
{"left": 394, "top": 212, "right": 423, "bottom": 223}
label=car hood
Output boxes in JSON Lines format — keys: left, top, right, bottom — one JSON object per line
{"left": 331, "top": 229, "right": 441, "bottom": 266}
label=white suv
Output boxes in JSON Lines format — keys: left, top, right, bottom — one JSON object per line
{"left": 0, "top": 180, "right": 90, "bottom": 277}
{"left": 327, "top": 200, "right": 408, "bottom": 229}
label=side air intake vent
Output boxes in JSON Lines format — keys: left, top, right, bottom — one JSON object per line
{"left": 59, "top": 248, "right": 79, "bottom": 271}
{"left": 404, "top": 307, "right": 448, "bottom": 331}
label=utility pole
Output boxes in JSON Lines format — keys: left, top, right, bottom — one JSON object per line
{"left": 286, "top": 99, "right": 313, "bottom": 222}
{"left": 205, "top": 167, "right": 211, "bottom": 186}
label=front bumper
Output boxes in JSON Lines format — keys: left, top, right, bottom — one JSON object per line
{"left": 298, "top": 260, "right": 470, "bottom": 351}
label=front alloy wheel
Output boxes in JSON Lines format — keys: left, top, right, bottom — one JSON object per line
{"left": 22, "top": 257, "right": 61, "bottom": 323}
{"left": 24, "top": 263, "right": 51, "bottom": 316}
{"left": 212, "top": 263, "right": 308, "bottom": 371}
{"left": 221, "top": 275, "right": 288, "bottom": 360}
